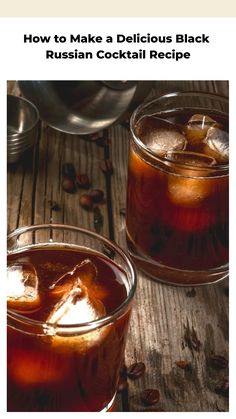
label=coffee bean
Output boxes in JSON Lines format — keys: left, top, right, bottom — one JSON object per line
{"left": 62, "top": 178, "right": 76, "bottom": 193}
{"left": 100, "top": 159, "right": 113, "bottom": 175}
{"left": 186, "top": 288, "right": 196, "bottom": 298}
{"left": 140, "top": 388, "right": 160, "bottom": 406}
{"left": 79, "top": 194, "right": 93, "bottom": 210}
{"left": 62, "top": 163, "right": 76, "bottom": 181}
{"left": 48, "top": 200, "right": 60, "bottom": 211}
{"left": 175, "top": 360, "right": 191, "bottom": 370}
{"left": 89, "top": 132, "right": 101, "bottom": 141}
{"left": 127, "top": 362, "right": 146, "bottom": 380}
{"left": 90, "top": 189, "right": 104, "bottom": 204}
{"left": 209, "top": 355, "right": 228, "bottom": 369}
{"left": 215, "top": 378, "right": 229, "bottom": 397}
{"left": 93, "top": 135, "right": 109, "bottom": 147}
{"left": 77, "top": 174, "right": 90, "bottom": 189}
{"left": 183, "top": 318, "right": 201, "bottom": 353}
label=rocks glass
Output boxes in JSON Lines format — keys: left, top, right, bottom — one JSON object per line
{"left": 126, "top": 92, "right": 228, "bottom": 285}
{"left": 7, "top": 224, "right": 136, "bottom": 411}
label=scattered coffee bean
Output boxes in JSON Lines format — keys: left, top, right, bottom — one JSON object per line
{"left": 127, "top": 362, "right": 146, "bottom": 380}
{"left": 175, "top": 360, "right": 191, "bottom": 370}
{"left": 89, "top": 132, "right": 102, "bottom": 142}
{"left": 140, "top": 388, "right": 160, "bottom": 406}
{"left": 100, "top": 159, "right": 113, "bottom": 175}
{"left": 95, "top": 136, "right": 109, "bottom": 147}
{"left": 183, "top": 318, "right": 201, "bottom": 354}
{"left": 215, "top": 378, "right": 229, "bottom": 398}
{"left": 90, "top": 189, "right": 104, "bottom": 204}
{"left": 62, "top": 163, "right": 76, "bottom": 181}
{"left": 62, "top": 178, "right": 76, "bottom": 193}
{"left": 48, "top": 200, "right": 60, "bottom": 211}
{"left": 77, "top": 174, "right": 90, "bottom": 189}
{"left": 186, "top": 288, "right": 196, "bottom": 298}
{"left": 79, "top": 194, "right": 93, "bottom": 210}
{"left": 209, "top": 355, "right": 228, "bottom": 369}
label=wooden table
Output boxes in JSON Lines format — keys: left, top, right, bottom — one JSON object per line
{"left": 7, "top": 81, "right": 229, "bottom": 412}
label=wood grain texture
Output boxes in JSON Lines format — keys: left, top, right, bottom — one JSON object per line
{"left": 7, "top": 80, "right": 229, "bottom": 412}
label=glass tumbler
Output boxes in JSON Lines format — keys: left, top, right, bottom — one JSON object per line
{"left": 126, "top": 92, "right": 229, "bottom": 285}
{"left": 7, "top": 224, "right": 136, "bottom": 411}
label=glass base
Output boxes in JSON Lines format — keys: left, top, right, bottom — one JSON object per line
{"left": 8, "top": 392, "right": 118, "bottom": 412}
{"left": 101, "top": 392, "right": 117, "bottom": 412}
{"left": 126, "top": 233, "right": 228, "bottom": 287}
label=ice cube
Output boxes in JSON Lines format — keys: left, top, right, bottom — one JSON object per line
{"left": 49, "top": 259, "right": 98, "bottom": 298}
{"left": 48, "top": 282, "right": 106, "bottom": 326}
{"left": 47, "top": 284, "right": 109, "bottom": 353}
{"left": 7, "top": 262, "right": 40, "bottom": 312}
{"left": 136, "top": 116, "right": 186, "bottom": 156}
{"left": 203, "top": 126, "right": 229, "bottom": 163}
{"left": 166, "top": 152, "right": 215, "bottom": 207}
{"left": 47, "top": 259, "right": 106, "bottom": 326}
{"left": 47, "top": 260, "right": 109, "bottom": 352}
{"left": 165, "top": 150, "right": 216, "bottom": 168}
{"left": 49, "top": 259, "right": 108, "bottom": 301}
{"left": 184, "top": 114, "right": 219, "bottom": 145}
{"left": 167, "top": 176, "right": 213, "bottom": 207}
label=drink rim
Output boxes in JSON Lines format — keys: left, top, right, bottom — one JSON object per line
{"left": 130, "top": 91, "right": 229, "bottom": 174}
{"left": 7, "top": 223, "right": 137, "bottom": 335}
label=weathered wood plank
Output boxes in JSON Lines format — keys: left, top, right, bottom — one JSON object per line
{"left": 7, "top": 163, "right": 24, "bottom": 232}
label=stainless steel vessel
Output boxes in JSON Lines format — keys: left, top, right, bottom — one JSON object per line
{"left": 19, "top": 81, "right": 153, "bottom": 135}
{"left": 7, "top": 95, "right": 39, "bottom": 163}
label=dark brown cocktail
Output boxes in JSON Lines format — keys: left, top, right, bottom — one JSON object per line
{"left": 7, "top": 225, "right": 136, "bottom": 411}
{"left": 126, "top": 93, "right": 228, "bottom": 285}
